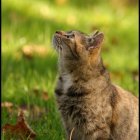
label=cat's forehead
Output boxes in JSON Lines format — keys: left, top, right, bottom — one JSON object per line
{"left": 66, "top": 30, "right": 89, "bottom": 37}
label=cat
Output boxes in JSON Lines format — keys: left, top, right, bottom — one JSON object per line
{"left": 52, "top": 30, "right": 138, "bottom": 140}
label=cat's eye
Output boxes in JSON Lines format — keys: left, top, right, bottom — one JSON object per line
{"left": 65, "top": 34, "right": 74, "bottom": 39}
{"left": 88, "top": 38, "right": 94, "bottom": 43}
{"left": 66, "top": 35, "right": 70, "bottom": 38}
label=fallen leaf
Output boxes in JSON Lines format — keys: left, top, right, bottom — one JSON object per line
{"left": 91, "top": 25, "right": 101, "bottom": 32}
{"left": 19, "top": 104, "right": 30, "bottom": 117}
{"left": 132, "top": 70, "right": 139, "bottom": 82}
{"left": 102, "top": 46, "right": 109, "bottom": 52}
{"left": 111, "top": 0, "right": 137, "bottom": 8}
{"left": 32, "top": 87, "right": 40, "bottom": 96}
{"left": 9, "top": 12, "right": 19, "bottom": 23}
{"left": 22, "top": 45, "right": 33, "bottom": 59}
{"left": 32, "top": 87, "right": 49, "bottom": 101}
{"left": 3, "top": 33, "right": 12, "bottom": 42}
{"left": 1, "top": 101, "right": 13, "bottom": 108}
{"left": 22, "top": 44, "right": 48, "bottom": 59}
{"left": 2, "top": 111, "right": 36, "bottom": 140}
{"left": 31, "top": 105, "right": 47, "bottom": 120}
{"left": 42, "top": 91, "right": 49, "bottom": 101}
{"left": 56, "top": 0, "right": 67, "bottom": 5}
{"left": 1, "top": 101, "right": 14, "bottom": 114}
{"left": 19, "top": 104, "right": 47, "bottom": 120}
{"left": 110, "top": 37, "right": 119, "bottom": 45}
{"left": 110, "top": 71, "right": 124, "bottom": 80}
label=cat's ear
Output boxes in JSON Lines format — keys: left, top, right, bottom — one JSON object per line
{"left": 92, "top": 31, "right": 104, "bottom": 46}
{"left": 92, "top": 30, "right": 100, "bottom": 36}
{"left": 88, "top": 31, "right": 104, "bottom": 51}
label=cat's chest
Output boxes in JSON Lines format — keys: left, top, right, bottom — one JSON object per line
{"left": 62, "top": 74, "right": 73, "bottom": 93}
{"left": 59, "top": 90, "right": 103, "bottom": 117}
{"left": 57, "top": 89, "right": 112, "bottom": 122}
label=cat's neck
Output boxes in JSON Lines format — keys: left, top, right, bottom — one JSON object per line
{"left": 58, "top": 57, "right": 111, "bottom": 83}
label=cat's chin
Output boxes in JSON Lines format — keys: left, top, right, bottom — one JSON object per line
{"left": 52, "top": 36, "right": 62, "bottom": 51}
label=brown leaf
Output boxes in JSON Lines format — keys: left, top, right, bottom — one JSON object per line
{"left": 110, "top": 37, "right": 119, "bottom": 45}
{"left": 55, "top": 0, "right": 67, "bottom": 5}
{"left": 32, "top": 87, "right": 49, "bottom": 101}
{"left": 1, "top": 101, "right": 13, "bottom": 108}
{"left": 132, "top": 70, "right": 139, "bottom": 82}
{"left": 1, "top": 101, "right": 14, "bottom": 114}
{"left": 22, "top": 45, "right": 33, "bottom": 59}
{"left": 19, "top": 104, "right": 30, "bottom": 117}
{"left": 22, "top": 44, "right": 48, "bottom": 59}
{"left": 32, "top": 87, "right": 40, "bottom": 96}
{"left": 110, "top": 71, "right": 124, "bottom": 80}
{"left": 2, "top": 102, "right": 26, "bottom": 118}
{"left": 2, "top": 111, "right": 36, "bottom": 140}
{"left": 111, "top": 0, "right": 137, "bottom": 8}
{"left": 3, "top": 33, "right": 12, "bottom": 42}
{"left": 91, "top": 25, "right": 101, "bottom": 32}
{"left": 31, "top": 105, "right": 46, "bottom": 120}
{"left": 19, "top": 104, "right": 47, "bottom": 120}
{"left": 42, "top": 91, "right": 49, "bottom": 101}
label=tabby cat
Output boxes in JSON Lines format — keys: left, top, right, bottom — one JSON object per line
{"left": 52, "top": 30, "right": 138, "bottom": 140}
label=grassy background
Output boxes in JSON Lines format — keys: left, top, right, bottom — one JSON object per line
{"left": 2, "top": 0, "right": 138, "bottom": 139}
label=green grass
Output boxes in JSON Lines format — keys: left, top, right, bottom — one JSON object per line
{"left": 2, "top": 0, "right": 138, "bottom": 139}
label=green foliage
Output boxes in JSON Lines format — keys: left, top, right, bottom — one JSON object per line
{"left": 2, "top": 0, "right": 138, "bottom": 139}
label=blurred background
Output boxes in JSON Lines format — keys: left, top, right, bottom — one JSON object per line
{"left": 2, "top": 0, "right": 138, "bottom": 139}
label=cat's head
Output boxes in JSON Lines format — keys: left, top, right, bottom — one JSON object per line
{"left": 52, "top": 30, "right": 104, "bottom": 66}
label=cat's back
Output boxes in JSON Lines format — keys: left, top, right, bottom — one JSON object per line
{"left": 112, "top": 84, "right": 138, "bottom": 140}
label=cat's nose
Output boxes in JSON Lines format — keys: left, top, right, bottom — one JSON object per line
{"left": 55, "top": 31, "right": 63, "bottom": 35}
